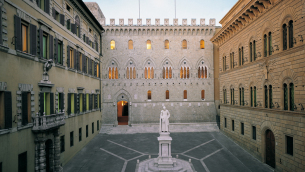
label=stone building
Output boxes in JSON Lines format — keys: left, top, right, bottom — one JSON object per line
{"left": 211, "top": 0, "right": 305, "bottom": 171}
{"left": 0, "top": 0, "right": 103, "bottom": 171}
{"left": 98, "top": 17, "right": 220, "bottom": 126}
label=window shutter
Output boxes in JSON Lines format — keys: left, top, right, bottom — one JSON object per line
{"left": 45, "top": 0, "right": 50, "bottom": 14}
{"left": 95, "top": 94, "right": 97, "bottom": 109}
{"left": 76, "top": 52, "right": 79, "bottom": 70}
{"left": 74, "top": 93, "right": 77, "bottom": 114}
{"left": 14, "top": 15, "right": 22, "bottom": 51}
{"left": 0, "top": 7, "right": 2, "bottom": 45}
{"left": 66, "top": 45, "right": 70, "bottom": 67}
{"left": 67, "top": 93, "right": 71, "bottom": 115}
{"left": 39, "top": 29, "right": 43, "bottom": 58}
{"left": 71, "top": 24, "right": 76, "bottom": 34}
{"left": 52, "top": 7, "right": 55, "bottom": 19}
{"left": 82, "top": 54, "right": 86, "bottom": 73}
{"left": 94, "top": 62, "right": 97, "bottom": 77}
{"left": 60, "top": 14, "right": 65, "bottom": 26}
{"left": 21, "top": 92, "right": 28, "bottom": 125}
{"left": 61, "top": 93, "right": 64, "bottom": 112}
{"left": 54, "top": 38, "right": 58, "bottom": 63}
{"left": 89, "top": 94, "right": 92, "bottom": 110}
{"left": 86, "top": 37, "right": 89, "bottom": 44}
{"left": 4, "top": 91, "right": 12, "bottom": 129}
{"left": 74, "top": 49, "right": 77, "bottom": 69}
{"left": 88, "top": 59, "right": 91, "bottom": 75}
{"left": 83, "top": 93, "right": 86, "bottom": 111}
{"left": 30, "top": 24, "right": 37, "bottom": 56}
{"left": 49, "top": 34, "right": 53, "bottom": 60}
{"left": 50, "top": 92, "right": 54, "bottom": 114}
{"left": 39, "top": 92, "right": 44, "bottom": 116}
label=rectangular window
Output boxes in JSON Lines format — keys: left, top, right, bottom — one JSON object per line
{"left": 86, "top": 94, "right": 89, "bottom": 111}
{"left": 241, "top": 122, "right": 244, "bottom": 135}
{"left": 0, "top": 91, "right": 12, "bottom": 129}
{"left": 21, "top": 92, "right": 31, "bottom": 125}
{"left": 97, "top": 94, "right": 100, "bottom": 109}
{"left": 22, "top": 24, "right": 28, "bottom": 53}
{"left": 286, "top": 135, "right": 293, "bottom": 156}
{"left": 60, "top": 135, "right": 65, "bottom": 153}
{"left": 43, "top": 92, "right": 50, "bottom": 115}
{"left": 40, "top": 0, "right": 45, "bottom": 11}
{"left": 97, "top": 120, "right": 99, "bottom": 131}
{"left": 18, "top": 152, "right": 27, "bottom": 172}
{"left": 92, "top": 94, "right": 95, "bottom": 110}
{"left": 225, "top": 118, "right": 227, "bottom": 128}
{"left": 92, "top": 122, "right": 94, "bottom": 134}
{"left": 232, "top": 120, "right": 234, "bottom": 131}
{"left": 57, "top": 41, "right": 62, "bottom": 64}
{"left": 166, "top": 90, "right": 169, "bottom": 100}
{"left": 252, "top": 126, "right": 256, "bottom": 140}
{"left": 42, "top": 34, "right": 47, "bottom": 59}
{"left": 79, "top": 128, "right": 82, "bottom": 142}
{"left": 58, "top": 93, "right": 64, "bottom": 113}
{"left": 79, "top": 53, "right": 82, "bottom": 71}
{"left": 183, "top": 90, "right": 187, "bottom": 100}
{"left": 55, "top": 10, "right": 60, "bottom": 22}
{"left": 71, "top": 94, "right": 74, "bottom": 114}
{"left": 79, "top": 94, "right": 83, "bottom": 113}
{"left": 69, "top": 48, "right": 74, "bottom": 68}
{"left": 86, "top": 125, "right": 88, "bottom": 137}
{"left": 0, "top": 91, "right": 4, "bottom": 129}
{"left": 70, "top": 131, "right": 74, "bottom": 147}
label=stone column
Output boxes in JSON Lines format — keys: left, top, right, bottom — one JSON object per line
{"left": 39, "top": 141, "right": 46, "bottom": 172}
{"left": 53, "top": 130, "right": 61, "bottom": 172}
{"left": 35, "top": 143, "right": 40, "bottom": 172}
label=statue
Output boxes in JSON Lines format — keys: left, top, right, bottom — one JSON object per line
{"left": 43, "top": 59, "right": 53, "bottom": 75}
{"left": 159, "top": 106, "right": 170, "bottom": 133}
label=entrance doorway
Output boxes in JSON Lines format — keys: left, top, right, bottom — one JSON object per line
{"left": 117, "top": 101, "right": 128, "bottom": 125}
{"left": 265, "top": 129, "right": 275, "bottom": 168}
{"left": 45, "top": 139, "right": 53, "bottom": 172}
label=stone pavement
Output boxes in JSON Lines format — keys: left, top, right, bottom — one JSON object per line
{"left": 64, "top": 128, "right": 273, "bottom": 172}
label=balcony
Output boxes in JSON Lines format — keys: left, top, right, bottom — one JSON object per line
{"left": 32, "top": 111, "right": 65, "bottom": 132}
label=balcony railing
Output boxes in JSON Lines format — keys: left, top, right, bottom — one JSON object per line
{"left": 32, "top": 111, "right": 65, "bottom": 132}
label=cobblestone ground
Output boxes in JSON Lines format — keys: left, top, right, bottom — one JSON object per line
{"left": 64, "top": 131, "right": 273, "bottom": 172}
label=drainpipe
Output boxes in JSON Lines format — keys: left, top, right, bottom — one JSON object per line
{"left": 99, "top": 30, "right": 104, "bottom": 113}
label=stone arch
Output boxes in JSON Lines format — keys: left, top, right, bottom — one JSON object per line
{"left": 260, "top": 20, "right": 275, "bottom": 38}
{"left": 261, "top": 73, "right": 276, "bottom": 88}
{"left": 248, "top": 74, "right": 259, "bottom": 87}
{"left": 114, "top": 89, "right": 132, "bottom": 102}
{"left": 160, "top": 57, "right": 174, "bottom": 69}
{"left": 196, "top": 57, "right": 211, "bottom": 69}
{"left": 178, "top": 57, "right": 193, "bottom": 69}
{"left": 124, "top": 57, "right": 138, "bottom": 68}
{"left": 105, "top": 58, "right": 120, "bottom": 70}
{"left": 278, "top": 69, "right": 298, "bottom": 85}
{"left": 260, "top": 120, "right": 279, "bottom": 163}
{"left": 142, "top": 57, "right": 156, "bottom": 69}
{"left": 279, "top": 6, "right": 298, "bottom": 26}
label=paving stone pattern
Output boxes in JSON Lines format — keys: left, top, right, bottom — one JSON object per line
{"left": 64, "top": 131, "right": 273, "bottom": 172}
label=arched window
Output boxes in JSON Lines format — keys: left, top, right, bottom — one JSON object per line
{"left": 126, "top": 67, "right": 129, "bottom": 79}
{"left": 110, "top": 40, "right": 115, "bottom": 50}
{"left": 253, "top": 41, "right": 256, "bottom": 61}
{"left": 180, "top": 61, "right": 190, "bottom": 79}
{"left": 144, "top": 67, "right": 154, "bottom": 79}
{"left": 147, "top": 40, "right": 151, "bottom": 49}
{"left": 284, "top": 82, "right": 294, "bottom": 111}
{"left": 182, "top": 40, "right": 187, "bottom": 49}
{"left": 265, "top": 85, "right": 273, "bottom": 109}
{"left": 269, "top": 85, "right": 272, "bottom": 109}
{"left": 239, "top": 86, "right": 244, "bottom": 106}
{"left": 283, "top": 24, "right": 287, "bottom": 50}
{"left": 264, "top": 34, "right": 267, "bottom": 57}
{"left": 128, "top": 40, "right": 133, "bottom": 49}
{"left": 269, "top": 32, "right": 272, "bottom": 56}
{"left": 201, "top": 90, "right": 205, "bottom": 100}
{"left": 198, "top": 61, "right": 207, "bottom": 79}
{"left": 75, "top": 16, "right": 80, "bottom": 38}
{"left": 223, "top": 88, "right": 227, "bottom": 104}
{"left": 165, "top": 40, "right": 169, "bottom": 49}
{"left": 264, "top": 85, "right": 268, "bottom": 108}
{"left": 230, "top": 88, "right": 234, "bottom": 105}
{"left": 249, "top": 42, "right": 253, "bottom": 62}
{"left": 289, "top": 20, "right": 293, "bottom": 48}
{"left": 183, "top": 90, "right": 187, "bottom": 99}
{"left": 148, "top": 90, "right": 151, "bottom": 100}
{"left": 166, "top": 90, "right": 169, "bottom": 100}
{"left": 126, "top": 61, "right": 136, "bottom": 79}
{"left": 108, "top": 67, "right": 118, "bottom": 79}
{"left": 200, "top": 40, "right": 205, "bottom": 49}
{"left": 238, "top": 47, "right": 244, "bottom": 66}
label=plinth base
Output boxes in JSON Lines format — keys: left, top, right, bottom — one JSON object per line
{"left": 136, "top": 158, "right": 194, "bottom": 172}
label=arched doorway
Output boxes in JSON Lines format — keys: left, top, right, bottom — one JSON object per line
{"left": 45, "top": 139, "right": 54, "bottom": 172}
{"left": 266, "top": 129, "right": 275, "bottom": 168}
{"left": 117, "top": 101, "right": 128, "bottom": 125}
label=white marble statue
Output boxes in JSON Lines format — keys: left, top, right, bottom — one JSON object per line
{"left": 160, "top": 106, "right": 170, "bottom": 132}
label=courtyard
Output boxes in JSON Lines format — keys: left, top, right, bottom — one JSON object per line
{"left": 64, "top": 129, "right": 273, "bottom": 172}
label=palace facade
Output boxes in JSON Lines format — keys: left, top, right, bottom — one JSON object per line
{"left": 211, "top": 0, "right": 305, "bottom": 171}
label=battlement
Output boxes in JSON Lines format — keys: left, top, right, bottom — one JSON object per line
{"left": 100, "top": 18, "right": 216, "bottom": 27}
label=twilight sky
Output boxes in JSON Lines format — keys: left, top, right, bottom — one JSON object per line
{"left": 83, "top": 0, "right": 238, "bottom": 26}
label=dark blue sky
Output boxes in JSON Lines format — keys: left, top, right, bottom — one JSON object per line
{"left": 83, "top": 0, "right": 238, "bottom": 26}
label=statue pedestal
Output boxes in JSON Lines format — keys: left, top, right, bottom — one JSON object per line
{"left": 155, "top": 132, "right": 176, "bottom": 168}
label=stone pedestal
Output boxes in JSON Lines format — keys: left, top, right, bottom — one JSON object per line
{"left": 155, "top": 132, "right": 176, "bottom": 168}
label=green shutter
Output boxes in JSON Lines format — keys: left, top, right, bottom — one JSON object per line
{"left": 284, "top": 84, "right": 288, "bottom": 110}
{"left": 254, "top": 87, "right": 256, "bottom": 107}
{"left": 269, "top": 85, "right": 272, "bottom": 109}
{"left": 290, "top": 83, "right": 294, "bottom": 111}
{"left": 265, "top": 86, "right": 268, "bottom": 108}
{"left": 67, "top": 93, "right": 71, "bottom": 115}
{"left": 250, "top": 87, "right": 253, "bottom": 107}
